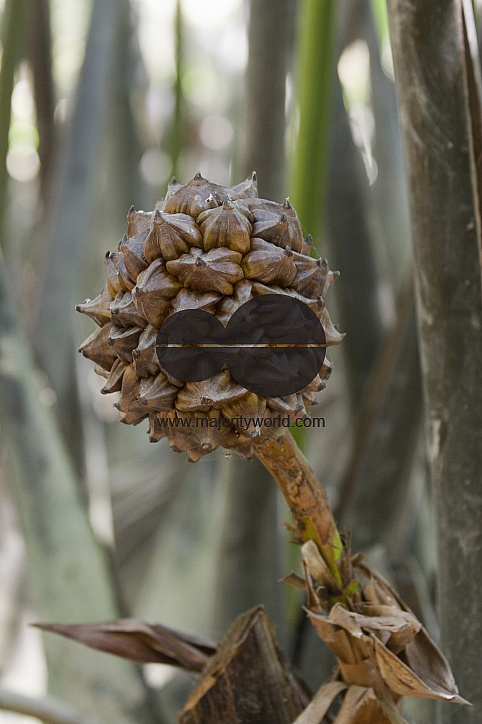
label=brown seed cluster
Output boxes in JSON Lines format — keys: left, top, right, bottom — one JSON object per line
{"left": 77, "top": 174, "right": 342, "bottom": 461}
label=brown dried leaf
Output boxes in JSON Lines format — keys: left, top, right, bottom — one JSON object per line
{"left": 293, "top": 681, "right": 347, "bottom": 724}
{"left": 329, "top": 604, "right": 421, "bottom": 653}
{"left": 302, "top": 540, "right": 340, "bottom": 590}
{"left": 333, "top": 686, "right": 408, "bottom": 724}
{"left": 307, "top": 561, "right": 469, "bottom": 705}
{"left": 34, "top": 619, "right": 216, "bottom": 672}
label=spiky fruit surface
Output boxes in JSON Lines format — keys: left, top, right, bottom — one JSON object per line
{"left": 77, "top": 174, "right": 342, "bottom": 461}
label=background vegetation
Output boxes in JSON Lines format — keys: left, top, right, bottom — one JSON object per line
{"left": 0, "top": 1, "right": 480, "bottom": 722}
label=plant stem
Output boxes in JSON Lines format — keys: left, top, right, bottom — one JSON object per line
{"left": 290, "top": 0, "right": 337, "bottom": 238}
{"left": 254, "top": 431, "right": 344, "bottom": 588}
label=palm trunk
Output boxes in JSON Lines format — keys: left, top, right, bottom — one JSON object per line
{"left": 386, "top": 1, "right": 482, "bottom": 721}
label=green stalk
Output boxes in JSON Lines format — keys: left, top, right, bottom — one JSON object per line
{"left": 290, "top": 0, "right": 337, "bottom": 240}
{"left": 370, "top": 0, "right": 390, "bottom": 51}
{"left": 289, "top": 0, "right": 337, "bottom": 450}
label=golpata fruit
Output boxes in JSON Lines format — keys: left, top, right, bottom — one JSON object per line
{"left": 77, "top": 174, "right": 342, "bottom": 461}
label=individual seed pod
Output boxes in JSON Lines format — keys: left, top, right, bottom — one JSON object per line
{"left": 317, "top": 306, "right": 344, "bottom": 346}
{"left": 163, "top": 410, "right": 199, "bottom": 453}
{"left": 319, "top": 358, "right": 333, "bottom": 380}
{"left": 216, "top": 279, "right": 253, "bottom": 326}
{"left": 188, "top": 409, "right": 238, "bottom": 453}
{"left": 187, "top": 448, "right": 205, "bottom": 463}
{"left": 101, "top": 358, "right": 127, "bottom": 394}
{"left": 301, "top": 390, "right": 318, "bottom": 407}
{"left": 251, "top": 281, "right": 300, "bottom": 299}
{"left": 143, "top": 210, "right": 203, "bottom": 262}
{"left": 270, "top": 403, "right": 306, "bottom": 427}
{"left": 264, "top": 398, "right": 305, "bottom": 432}
{"left": 109, "top": 251, "right": 135, "bottom": 291}
{"left": 118, "top": 231, "right": 149, "bottom": 281}
{"left": 171, "top": 289, "right": 221, "bottom": 314}
{"left": 127, "top": 206, "right": 152, "bottom": 237}
{"left": 132, "top": 260, "right": 178, "bottom": 328}
{"left": 164, "top": 176, "right": 183, "bottom": 201}
{"left": 305, "top": 373, "right": 326, "bottom": 393}
{"left": 76, "top": 290, "right": 112, "bottom": 327}
{"left": 175, "top": 370, "right": 248, "bottom": 412}
{"left": 318, "top": 260, "right": 339, "bottom": 298}
{"left": 137, "top": 258, "right": 182, "bottom": 299}
{"left": 114, "top": 363, "right": 148, "bottom": 424}
{"left": 266, "top": 394, "right": 303, "bottom": 414}
{"left": 291, "top": 253, "right": 326, "bottom": 298}
{"left": 132, "top": 325, "right": 160, "bottom": 378}
{"left": 163, "top": 173, "right": 228, "bottom": 216}
{"left": 79, "top": 322, "right": 118, "bottom": 371}
{"left": 242, "top": 238, "right": 296, "bottom": 286}
{"left": 137, "top": 372, "right": 178, "bottom": 412}
{"left": 115, "top": 364, "right": 139, "bottom": 402}
{"left": 301, "top": 234, "right": 313, "bottom": 256}
{"left": 94, "top": 365, "right": 109, "bottom": 379}
{"left": 228, "top": 171, "right": 258, "bottom": 200}
{"left": 250, "top": 198, "right": 304, "bottom": 252}
{"left": 166, "top": 247, "right": 243, "bottom": 295}
{"left": 164, "top": 370, "right": 184, "bottom": 388}
{"left": 222, "top": 392, "right": 267, "bottom": 438}
{"left": 198, "top": 199, "right": 253, "bottom": 254}
{"left": 107, "top": 325, "right": 143, "bottom": 364}
{"left": 104, "top": 252, "right": 123, "bottom": 297}
{"left": 148, "top": 412, "right": 168, "bottom": 442}
{"left": 110, "top": 291, "right": 147, "bottom": 329}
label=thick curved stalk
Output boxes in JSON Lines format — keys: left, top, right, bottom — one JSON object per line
{"left": 254, "top": 432, "right": 345, "bottom": 589}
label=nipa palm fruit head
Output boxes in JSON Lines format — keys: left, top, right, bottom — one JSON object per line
{"left": 77, "top": 173, "right": 343, "bottom": 462}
